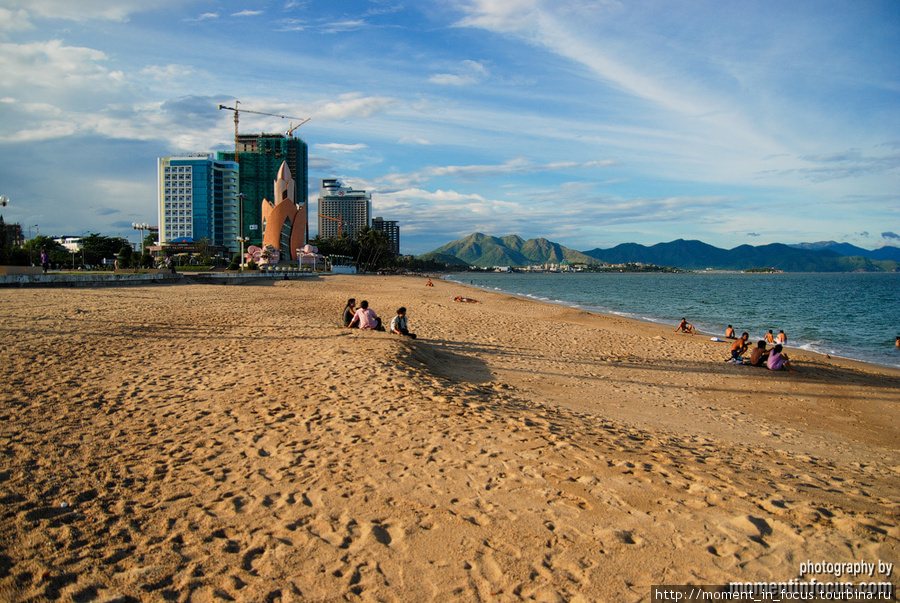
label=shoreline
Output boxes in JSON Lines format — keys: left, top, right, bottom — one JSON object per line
{"left": 1, "top": 275, "right": 897, "bottom": 600}
{"left": 443, "top": 271, "right": 900, "bottom": 373}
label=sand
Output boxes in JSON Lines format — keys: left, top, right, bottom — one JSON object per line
{"left": 0, "top": 274, "right": 897, "bottom": 602}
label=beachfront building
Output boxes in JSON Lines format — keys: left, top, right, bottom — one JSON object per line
{"left": 318, "top": 179, "right": 371, "bottom": 239}
{"left": 157, "top": 154, "right": 240, "bottom": 254}
{"left": 218, "top": 134, "right": 309, "bottom": 248}
{"left": 372, "top": 216, "right": 400, "bottom": 254}
{"left": 261, "top": 161, "right": 305, "bottom": 261}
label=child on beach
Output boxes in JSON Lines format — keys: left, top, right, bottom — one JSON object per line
{"left": 390, "top": 307, "right": 417, "bottom": 339}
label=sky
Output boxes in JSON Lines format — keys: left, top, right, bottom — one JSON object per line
{"left": 0, "top": 0, "right": 898, "bottom": 255}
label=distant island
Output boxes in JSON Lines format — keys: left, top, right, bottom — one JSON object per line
{"left": 419, "top": 233, "right": 900, "bottom": 272}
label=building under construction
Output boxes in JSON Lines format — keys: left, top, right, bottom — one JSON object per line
{"left": 218, "top": 134, "right": 308, "bottom": 247}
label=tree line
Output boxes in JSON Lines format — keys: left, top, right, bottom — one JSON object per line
{"left": 0, "top": 220, "right": 155, "bottom": 269}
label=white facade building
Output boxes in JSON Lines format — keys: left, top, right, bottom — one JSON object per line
{"left": 317, "top": 178, "right": 371, "bottom": 239}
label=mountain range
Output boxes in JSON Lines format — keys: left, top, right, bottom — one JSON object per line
{"left": 420, "top": 233, "right": 900, "bottom": 272}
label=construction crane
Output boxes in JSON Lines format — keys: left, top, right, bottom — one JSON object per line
{"left": 318, "top": 213, "right": 345, "bottom": 238}
{"left": 286, "top": 119, "right": 311, "bottom": 138}
{"left": 217, "top": 101, "right": 309, "bottom": 160}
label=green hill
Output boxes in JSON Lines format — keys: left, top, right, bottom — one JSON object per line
{"left": 419, "top": 233, "right": 600, "bottom": 268}
{"left": 421, "top": 234, "right": 899, "bottom": 272}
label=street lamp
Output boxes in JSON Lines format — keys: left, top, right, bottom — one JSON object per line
{"left": 236, "top": 193, "right": 247, "bottom": 270}
{"left": 28, "top": 224, "right": 38, "bottom": 265}
{"left": 132, "top": 222, "right": 151, "bottom": 256}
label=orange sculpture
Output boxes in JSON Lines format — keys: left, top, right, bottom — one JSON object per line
{"left": 261, "top": 161, "right": 306, "bottom": 261}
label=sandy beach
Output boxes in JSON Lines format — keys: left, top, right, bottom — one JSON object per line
{"left": 1, "top": 274, "right": 898, "bottom": 602}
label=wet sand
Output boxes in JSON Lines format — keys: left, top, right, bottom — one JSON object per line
{"left": 1, "top": 275, "right": 897, "bottom": 601}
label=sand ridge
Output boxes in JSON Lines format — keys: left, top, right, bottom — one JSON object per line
{"left": 0, "top": 275, "right": 897, "bottom": 601}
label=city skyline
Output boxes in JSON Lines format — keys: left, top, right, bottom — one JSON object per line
{"left": 0, "top": 0, "right": 898, "bottom": 255}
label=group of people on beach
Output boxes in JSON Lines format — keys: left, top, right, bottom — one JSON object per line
{"left": 677, "top": 317, "right": 794, "bottom": 372}
{"left": 724, "top": 325, "right": 792, "bottom": 370}
{"left": 342, "top": 298, "right": 417, "bottom": 339}
{"left": 727, "top": 332, "right": 794, "bottom": 372}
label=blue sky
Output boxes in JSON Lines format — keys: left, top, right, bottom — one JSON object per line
{"left": 1, "top": 0, "right": 898, "bottom": 254}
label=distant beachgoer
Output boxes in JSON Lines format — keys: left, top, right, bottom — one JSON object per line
{"left": 765, "top": 330, "right": 775, "bottom": 344}
{"left": 454, "top": 296, "right": 478, "bottom": 303}
{"left": 348, "top": 300, "right": 384, "bottom": 331}
{"left": 896, "top": 336, "right": 900, "bottom": 348}
{"left": 775, "top": 330, "right": 787, "bottom": 344}
{"left": 40, "top": 251, "right": 49, "bottom": 273}
{"left": 675, "top": 318, "right": 695, "bottom": 334}
{"left": 766, "top": 344, "right": 794, "bottom": 372}
{"left": 390, "top": 307, "right": 417, "bottom": 339}
{"left": 343, "top": 298, "right": 357, "bottom": 328}
{"left": 749, "top": 341, "right": 769, "bottom": 367}
{"left": 725, "top": 325, "right": 735, "bottom": 339}
{"left": 426, "top": 279, "right": 434, "bottom": 287}
{"left": 729, "top": 333, "right": 749, "bottom": 362}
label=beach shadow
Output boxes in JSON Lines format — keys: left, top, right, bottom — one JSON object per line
{"left": 406, "top": 341, "right": 493, "bottom": 385}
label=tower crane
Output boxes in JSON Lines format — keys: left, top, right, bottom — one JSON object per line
{"left": 217, "top": 101, "right": 309, "bottom": 160}
{"left": 286, "top": 119, "right": 311, "bottom": 138}
{"left": 318, "top": 213, "right": 346, "bottom": 238}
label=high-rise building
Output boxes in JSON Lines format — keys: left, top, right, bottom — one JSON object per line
{"left": 218, "top": 134, "right": 308, "bottom": 247}
{"left": 157, "top": 154, "right": 239, "bottom": 253}
{"left": 372, "top": 217, "right": 400, "bottom": 255}
{"left": 318, "top": 179, "right": 371, "bottom": 239}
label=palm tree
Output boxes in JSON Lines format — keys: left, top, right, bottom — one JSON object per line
{"left": 355, "top": 226, "right": 393, "bottom": 272}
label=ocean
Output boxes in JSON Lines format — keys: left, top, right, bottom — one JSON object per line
{"left": 446, "top": 272, "right": 900, "bottom": 369}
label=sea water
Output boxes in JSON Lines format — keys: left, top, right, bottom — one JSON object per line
{"left": 446, "top": 272, "right": 900, "bottom": 369}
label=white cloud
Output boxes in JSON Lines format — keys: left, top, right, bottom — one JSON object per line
{"left": 232, "top": 10, "right": 264, "bottom": 17}
{"left": 0, "top": 40, "right": 129, "bottom": 117}
{"left": 398, "top": 136, "right": 432, "bottom": 146}
{"left": 315, "top": 143, "right": 369, "bottom": 152}
{"left": 140, "top": 64, "right": 196, "bottom": 82}
{"left": 429, "top": 60, "right": 490, "bottom": 86}
{"left": 0, "top": 7, "right": 32, "bottom": 31}
{"left": 320, "top": 20, "right": 367, "bottom": 33}
{"left": 4, "top": 0, "right": 186, "bottom": 23}
{"left": 310, "top": 94, "right": 397, "bottom": 121}
{"left": 377, "top": 158, "right": 613, "bottom": 189}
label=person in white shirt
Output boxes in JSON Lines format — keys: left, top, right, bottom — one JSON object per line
{"left": 390, "top": 307, "right": 417, "bottom": 339}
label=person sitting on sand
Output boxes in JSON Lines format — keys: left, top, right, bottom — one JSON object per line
{"left": 775, "top": 330, "right": 787, "bottom": 344}
{"left": 342, "top": 298, "right": 357, "bottom": 328}
{"left": 749, "top": 341, "right": 769, "bottom": 367}
{"left": 347, "top": 300, "right": 384, "bottom": 331}
{"left": 390, "top": 307, "right": 417, "bottom": 339}
{"left": 725, "top": 325, "right": 735, "bottom": 339}
{"left": 675, "top": 318, "right": 695, "bottom": 334}
{"left": 766, "top": 344, "right": 794, "bottom": 372}
{"left": 729, "top": 332, "right": 749, "bottom": 362}
{"left": 765, "top": 330, "right": 775, "bottom": 344}
{"left": 426, "top": 279, "right": 434, "bottom": 287}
